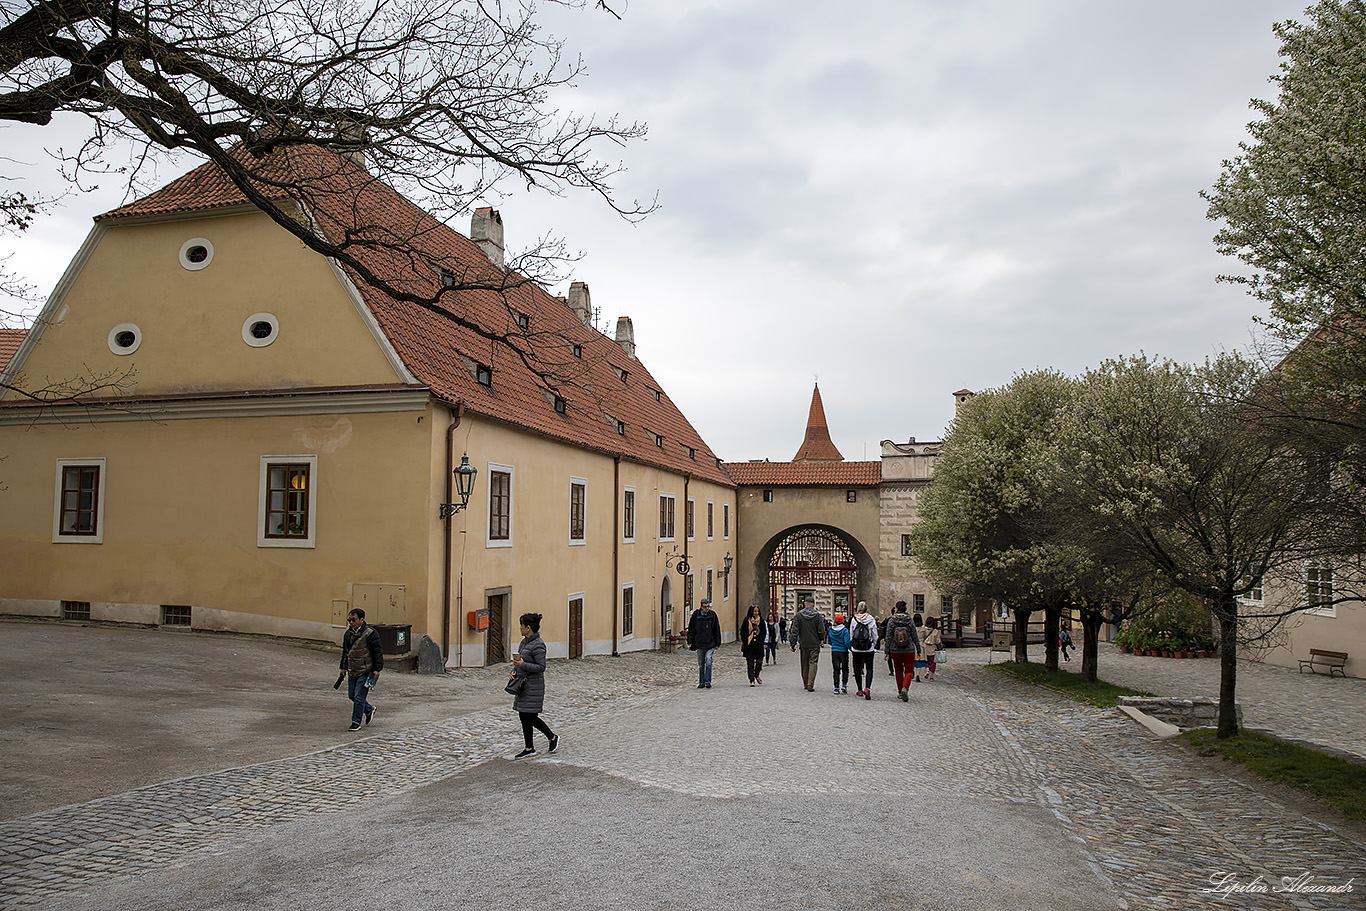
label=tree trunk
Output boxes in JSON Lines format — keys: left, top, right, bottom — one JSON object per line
{"left": 1080, "top": 613, "right": 1100, "bottom": 684}
{"left": 1043, "top": 607, "right": 1060, "bottom": 672}
{"left": 1216, "top": 595, "right": 1240, "bottom": 739}
{"left": 1013, "top": 609, "right": 1031, "bottom": 662}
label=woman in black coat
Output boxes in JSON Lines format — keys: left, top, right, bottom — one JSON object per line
{"left": 740, "top": 604, "right": 767, "bottom": 686}
{"left": 510, "top": 612, "right": 558, "bottom": 759}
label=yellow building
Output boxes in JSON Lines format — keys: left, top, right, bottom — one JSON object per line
{"left": 0, "top": 147, "right": 735, "bottom": 665}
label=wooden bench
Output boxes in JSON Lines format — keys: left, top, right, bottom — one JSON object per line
{"left": 1299, "top": 648, "right": 1349, "bottom": 678}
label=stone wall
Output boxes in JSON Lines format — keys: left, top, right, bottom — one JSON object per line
{"left": 1118, "top": 696, "right": 1243, "bottom": 730}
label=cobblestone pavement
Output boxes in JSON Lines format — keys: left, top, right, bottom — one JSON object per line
{"left": 1, "top": 644, "right": 1363, "bottom": 910}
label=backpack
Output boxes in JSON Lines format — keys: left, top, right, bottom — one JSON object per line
{"left": 851, "top": 619, "right": 873, "bottom": 651}
{"left": 890, "top": 618, "right": 913, "bottom": 650}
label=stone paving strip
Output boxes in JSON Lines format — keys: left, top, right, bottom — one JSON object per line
{"left": 0, "top": 653, "right": 697, "bottom": 908}
{"left": 2, "top": 646, "right": 1363, "bottom": 910}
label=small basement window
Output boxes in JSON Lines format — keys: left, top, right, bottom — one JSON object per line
{"left": 62, "top": 600, "right": 91, "bottom": 621}
{"left": 161, "top": 604, "right": 192, "bottom": 626}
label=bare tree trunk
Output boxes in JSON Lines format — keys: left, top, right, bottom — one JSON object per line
{"left": 1216, "top": 596, "right": 1240, "bottom": 739}
{"left": 1080, "top": 614, "right": 1101, "bottom": 684}
{"left": 1043, "top": 607, "right": 1060, "bottom": 672}
{"left": 1013, "top": 609, "right": 1031, "bottom": 662}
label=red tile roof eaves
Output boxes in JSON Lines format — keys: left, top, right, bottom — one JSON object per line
{"left": 722, "top": 461, "right": 881, "bottom": 486}
{"left": 96, "top": 148, "right": 732, "bottom": 487}
{"left": 0, "top": 328, "right": 25, "bottom": 371}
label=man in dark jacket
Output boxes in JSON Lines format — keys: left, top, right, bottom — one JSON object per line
{"left": 789, "top": 595, "right": 826, "bottom": 692}
{"left": 883, "top": 602, "right": 921, "bottom": 702}
{"left": 340, "top": 608, "right": 384, "bottom": 730}
{"left": 687, "top": 598, "right": 722, "bottom": 688}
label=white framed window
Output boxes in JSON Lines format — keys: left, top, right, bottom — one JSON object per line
{"left": 1306, "top": 562, "right": 1335, "bottom": 617}
{"left": 659, "top": 493, "right": 676, "bottom": 542}
{"left": 723, "top": 503, "right": 730, "bottom": 539}
{"left": 258, "top": 454, "right": 318, "bottom": 548}
{"left": 107, "top": 323, "right": 142, "bottom": 356}
{"left": 569, "top": 477, "right": 587, "bottom": 545}
{"left": 622, "top": 583, "right": 635, "bottom": 639}
{"left": 706, "top": 500, "right": 714, "bottom": 540}
{"left": 242, "top": 312, "right": 280, "bottom": 347}
{"left": 622, "top": 486, "right": 636, "bottom": 543}
{"left": 487, "top": 462, "right": 514, "bottom": 548}
{"left": 53, "top": 458, "right": 106, "bottom": 544}
{"left": 686, "top": 497, "right": 696, "bottom": 541}
{"left": 179, "top": 237, "right": 214, "bottom": 271}
{"left": 723, "top": 565, "right": 730, "bottom": 601}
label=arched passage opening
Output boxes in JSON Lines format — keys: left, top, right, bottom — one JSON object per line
{"left": 758, "top": 525, "right": 875, "bottom": 621}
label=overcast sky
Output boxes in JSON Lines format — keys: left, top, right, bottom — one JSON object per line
{"left": 1, "top": 0, "right": 1309, "bottom": 463}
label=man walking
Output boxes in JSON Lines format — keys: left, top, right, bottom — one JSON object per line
{"left": 340, "top": 608, "right": 383, "bottom": 731}
{"left": 789, "top": 595, "right": 826, "bottom": 692}
{"left": 687, "top": 598, "right": 722, "bottom": 688}
{"left": 883, "top": 601, "right": 920, "bottom": 702}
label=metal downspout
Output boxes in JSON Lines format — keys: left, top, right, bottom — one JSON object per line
{"left": 442, "top": 403, "right": 464, "bottom": 665}
{"left": 612, "top": 455, "right": 621, "bottom": 657}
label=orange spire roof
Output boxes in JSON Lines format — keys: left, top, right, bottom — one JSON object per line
{"left": 792, "top": 384, "right": 844, "bottom": 462}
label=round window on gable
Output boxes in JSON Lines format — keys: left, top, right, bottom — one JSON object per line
{"left": 179, "top": 237, "right": 215, "bottom": 271}
{"left": 108, "top": 323, "right": 142, "bottom": 355}
{"left": 242, "top": 312, "right": 279, "bottom": 348}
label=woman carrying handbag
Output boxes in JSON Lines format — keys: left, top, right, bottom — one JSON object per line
{"left": 508, "top": 612, "right": 559, "bottom": 759}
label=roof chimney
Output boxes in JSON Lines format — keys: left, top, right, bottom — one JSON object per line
{"left": 335, "top": 122, "right": 369, "bottom": 171}
{"left": 568, "top": 282, "right": 592, "bottom": 327}
{"left": 614, "top": 316, "right": 636, "bottom": 359}
{"left": 471, "top": 207, "right": 504, "bottom": 268}
{"left": 953, "top": 388, "right": 975, "bottom": 410}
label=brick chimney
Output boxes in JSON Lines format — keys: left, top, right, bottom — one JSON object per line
{"left": 471, "top": 207, "right": 504, "bottom": 268}
{"left": 615, "top": 316, "right": 636, "bottom": 359}
{"left": 568, "top": 282, "right": 592, "bottom": 326}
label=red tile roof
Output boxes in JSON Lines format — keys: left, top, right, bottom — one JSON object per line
{"left": 97, "top": 147, "right": 732, "bottom": 486}
{"left": 723, "top": 461, "right": 881, "bottom": 486}
{"left": 792, "top": 384, "right": 843, "bottom": 462}
{"left": 0, "top": 328, "right": 25, "bottom": 372}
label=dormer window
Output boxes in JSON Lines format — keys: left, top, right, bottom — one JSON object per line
{"left": 476, "top": 364, "right": 492, "bottom": 387}
{"left": 572, "top": 343, "right": 582, "bottom": 358}
{"left": 653, "top": 433, "right": 663, "bottom": 447}
{"left": 553, "top": 396, "right": 566, "bottom": 415}
{"left": 514, "top": 311, "right": 529, "bottom": 331}
{"left": 688, "top": 448, "right": 696, "bottom": 460}
{"left": 616, "top": 420, "right": 626, "bottom": 436}
{"left": 618, "top": 368, "right": 629, "bottom": 384}
{"left": 440, "top": 270, "right": 456, "bottom": 288}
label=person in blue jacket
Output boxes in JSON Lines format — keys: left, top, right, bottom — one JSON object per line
{"left": 828, "top": 612, "right": 851, "bottom": 694}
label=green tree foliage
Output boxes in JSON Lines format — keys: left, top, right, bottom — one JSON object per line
{"left": 910, "top": 370, "right": 1076, "bottom": 667}
{"left": 1204, "top": 1, "right": 1366, "bottom": 561}
{"left": 1052, "top": 353, "right": 1316, "bottom": 738}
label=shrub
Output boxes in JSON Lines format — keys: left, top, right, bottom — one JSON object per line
{"left": 1114, "top": 596, "right": 1215, "bottom": 652}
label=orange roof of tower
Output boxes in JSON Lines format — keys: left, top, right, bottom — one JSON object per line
{"left": 792, "top": 383, "right": 843, "bottom": 462}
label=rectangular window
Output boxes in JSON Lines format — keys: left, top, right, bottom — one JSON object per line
{"left": 723, "top": 503, "right": 730, "bottom": 539}
{"left": 569, "top": 478, "right": 587, "bottom": 544}
{"left": 847, "top": 489, "right": 858, "bottom": 503}
{"left": 258, "top": 455, "right": 317, "bottom": 548}
{"left": 161, "top": 604, "right": 192, "bottom": 626}
{"left": 684, "top": 572, "right": 694, "bottom": 610}
{"left": 901, "top": 534, "right": 913, "bottom": 557}
{"left": 659, "top": 494, "right": 675, "bottom": 541}
{"left": 762, "top": 489, "right": 773, "bottom": 503}
{"left": 55, "top": 461, "right": 103, "bottom": 541}
{"left": 61, "top": 600, "right": 91, "bottom": 621}
{"left": 623, "top": 487, "right": 636, "bottom": 543}
{"left": 913, "top": 594, "right": 925, "bottom": 613}
{"left": 622, "top": 584, "right": 635, "bottom": 638}
{"left": 723, "top": 566, "right": 730, "bottom": 600}
{"left": 1306, "top": 562, "right": 1334, "bottom": 616}
{"left": 707, "top": 501, "right": 714, "bottom": 539}
{"left": 686, "top": 498, "right": 696, "bottom": 541}
{"left": 488, "top": 465, "right": 513, "bottom": 546}
{"left": 941, "top": 595, "right": 954, "bottom": 613}
{"left": 707, "top": 568, "right": 713, "bottom": 603}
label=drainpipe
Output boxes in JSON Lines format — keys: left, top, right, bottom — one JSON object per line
{"left": 442, "top": 403, "right": 465, "bottom": 665}
{"left": 683, "top": 475, "right": 691, "bottom": 602}
{"left": 612, "top": 455, "right": 621, "bottom": 657}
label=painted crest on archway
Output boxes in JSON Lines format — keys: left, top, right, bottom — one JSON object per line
{"left": 768, "top": 527, "right": 857, "bottom": 619}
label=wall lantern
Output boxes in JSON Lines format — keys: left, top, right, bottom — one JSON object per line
{"left": 722, "top": 551, "right": 734, "bottom": 578}
{"left": 439, "top": 453, "right": 478, "bottom": 519}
